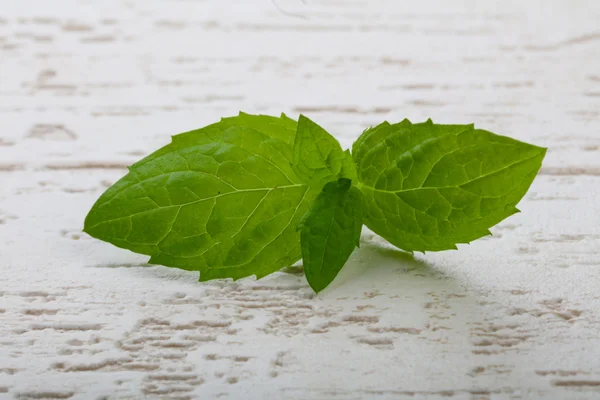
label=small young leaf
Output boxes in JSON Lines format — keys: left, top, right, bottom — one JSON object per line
{"left": 292, "top": 115, "right": 356, "bottom": 187}
{"left": 353, "top": 119, "right": 546, "bottom": 252}
{"left": 299, "top": 178, "right": 364, "bottom": 293}
{"left": 84, "top": 113, "right": 319, "bottom": 281}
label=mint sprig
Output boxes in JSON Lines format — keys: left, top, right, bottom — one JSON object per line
{"left": 84, "top": 112, "right": 546, "bottom": 293}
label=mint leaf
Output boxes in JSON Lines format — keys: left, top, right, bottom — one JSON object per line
{"left": 84, "top": 112, "right": 547, "bottom": 293}
{"left": 84, "top": 112, "right": 319, "bottom": 281}
{"left": 292, "top": 115, "right": 356, "bottom": 187}
{"left": 353, "top": 119, "right": 546, "bottom": 252}
{"left": 299, "top": 178, "right": 364, "bottom": 293}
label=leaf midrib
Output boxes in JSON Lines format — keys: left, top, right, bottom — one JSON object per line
{"left": 85, "top": 184, "right": 306, "bottom": 232}
{"left": 358, "top": 150, "right": 543, "bottom": 195}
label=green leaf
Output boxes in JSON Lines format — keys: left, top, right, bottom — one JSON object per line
{"left": 299, "top": 178, "right": 364, "bottom": 293}
{"left": 84, "top": 112, "right": 319, "bottom": 281}
{"left": 353, "top": 119, "right": 546, "bottom": 252}
{"left": 292, "top": 114, "right": 356, "bottom": 187}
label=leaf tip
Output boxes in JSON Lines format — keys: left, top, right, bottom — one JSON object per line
{"left": 82, "top": 212, "right": 98, "bottom": 236}
{"left": 307, "top": 280, "right": 325, "bottom": 294}
{"left": 148, "top": 255, "right": 164, "bottom": 265}
{"left": 297, "top": 113, "right": 310, "bottom": 124}
{"left": 198, "top": 268, "right": 225, "bottom": 282}
{"left": 254, "top": 271, "right": 270, "bottom": 280}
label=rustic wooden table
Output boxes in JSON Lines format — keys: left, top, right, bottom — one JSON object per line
{"left": 1, "top": 1, "right": 599, "bottom": 399}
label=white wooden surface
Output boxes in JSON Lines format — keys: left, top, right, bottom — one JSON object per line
{"left": 1, "top": 1, "right": 600, "bottom": 399}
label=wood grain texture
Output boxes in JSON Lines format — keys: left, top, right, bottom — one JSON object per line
{"left": 1, "top": 1, "right": 600, "bottom": 399}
